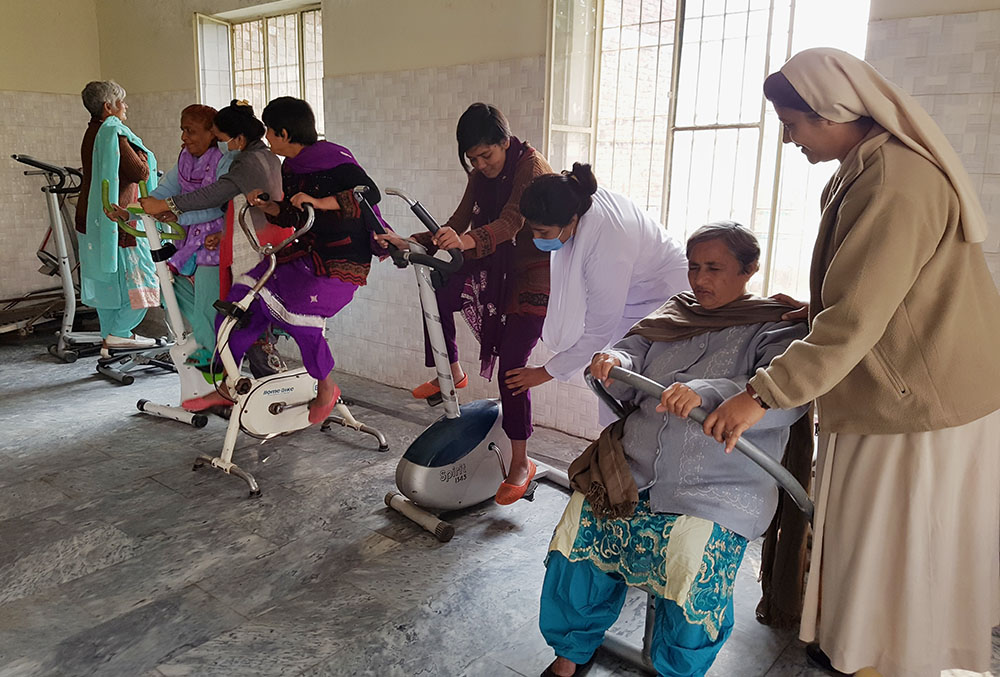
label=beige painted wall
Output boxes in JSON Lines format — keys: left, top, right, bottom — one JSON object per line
{"left": 322, "top": 0, "right": 548, "bottom": 77}
{"left": 94, "top": 0, "right": 265, "bottom": 94}
{"left": 94, "top": 0, "right": 547, "bottom": 94}
{"left": 870, "top": 0, "right": 1000, "bottom": 20}
{"left": 0, "top": 0, "right": 101, "bottom": 94}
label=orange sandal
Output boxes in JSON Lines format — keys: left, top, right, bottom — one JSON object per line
{"left": 182, "top": 393, "right": 234, "bottom": 412}
{"left": 495, "top": 460, "right": 537, "bottom": 505}
{"left": 411, "top": 373, "right": 468, "bottom": 399}
{"left": 309, "top": 383, "right": 342, "bottom": 425}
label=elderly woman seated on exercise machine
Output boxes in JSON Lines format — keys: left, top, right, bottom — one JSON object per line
{"left": 537, "top": 222, "right": 811, "bottom": 677}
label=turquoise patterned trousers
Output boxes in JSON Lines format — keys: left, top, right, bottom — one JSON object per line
{"left": 539, "top": 552, "right": 736, "bottom": 676}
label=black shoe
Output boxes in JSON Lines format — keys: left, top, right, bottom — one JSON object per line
{"left": 540, "top": 655, "right": 595, "bottom": 677}
{"left": 805, "top": 643, "right": 849, "bottom": 676}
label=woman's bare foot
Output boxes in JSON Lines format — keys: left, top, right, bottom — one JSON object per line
{"left": 309, "top": 375, "right": 341, "bottom": 424}
{"left": 505, "top": 457, "right": 531, "bottom": 486}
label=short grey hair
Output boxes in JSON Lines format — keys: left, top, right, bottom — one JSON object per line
{"left": 686, "top": 221, "right": 760, "bottom": 274}
{"left": 81, "top": 81, "right": 126, "bottom": 118}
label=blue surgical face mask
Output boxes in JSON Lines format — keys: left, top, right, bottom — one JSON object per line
{"left": 533, "top": 235, "right": 566, "bottom": 252}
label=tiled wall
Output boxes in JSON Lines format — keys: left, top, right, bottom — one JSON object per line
{"left": 322, "top": 55, "right": 605, "bottom": 440}
{"left": 0, "top": 91, "right": 87, "bottom": 300}
{"left": 0, "top": 88, "right": 198, "bottom": 301}
{"left": 867, "top": 9, "right": 1000, "bottom": 285}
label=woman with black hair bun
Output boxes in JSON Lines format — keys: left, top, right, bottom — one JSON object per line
{"left": 139, "top": 99, "right": 289, "bottom": 387}
{"left": 510, "top": 162, "right": 688, "bottom": 423}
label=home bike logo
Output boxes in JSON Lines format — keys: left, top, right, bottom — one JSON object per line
{"left": 262, "top": 386, "right": 296, "bottom": 396}
{"left": 440, "top": 462, "right": 467, "bottom": 484}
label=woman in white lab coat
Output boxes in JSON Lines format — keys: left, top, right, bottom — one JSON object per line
{"left": 505, "top": 163, "right": 688, "bottom": 422}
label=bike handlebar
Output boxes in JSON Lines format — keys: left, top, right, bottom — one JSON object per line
{"left": 12, "top": 154, "right": 83, "bottom": 194}
{"left": 382, "top": 187, "right": 464, "bottom": 275}
{"left": 237, "top": 192, "right": 315, "bottom": 255}
{"left": 585, "top": 366, "right": 814, "bottom": 521}
{"left": 100, "top": 179, "right": 186, "bottom": 241}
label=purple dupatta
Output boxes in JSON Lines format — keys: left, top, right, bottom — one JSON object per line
{"left": 283, "top": 140, "right": 391, "bottom": 255}
{"left": 169, "top": 146, "right": 225, "bottom": 271}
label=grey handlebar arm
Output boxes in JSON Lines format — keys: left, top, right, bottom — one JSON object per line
{"left": 586, "top": 366, "right": 814, "bottom": 521}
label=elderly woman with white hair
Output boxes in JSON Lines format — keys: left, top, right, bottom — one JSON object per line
{"left": 74, "top": 80, "right": 160, "bottom": 354}
{"left": 706, "top": 48, "right": 1000, "bottom": 677}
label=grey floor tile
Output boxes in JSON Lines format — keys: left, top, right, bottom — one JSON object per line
{"left": 1, "top": 335, "right": 997, "bottom": 677}
{"left": 0, "top": 478, "right": 72, "bottom": 521}
{"left": 11, "top": 585, "right": 243, "bottom": 677}
{"left": 196, "top": 522, "right": 399, "bottom": 618}
{"left": 0, "top": 517, "right": 138, "bottom": 605}
{"left": 156, "top": 588, "right": 391, "bottom": 676}
{"left": 761, "top": 642, "right": 832, "bottom": 677}
{"left": 0, "top": 591, "right": 98, "bottom": 668}
{"left": 461, "top": 657, "right": 526, "bottom": 676}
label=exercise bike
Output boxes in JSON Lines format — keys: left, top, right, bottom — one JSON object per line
{"left": 192, "top": 192, "right": 388, "bottom": 496}
{"left": 6, "top": 154, "right": 101, "bottom": 356}
{"left": 585, "top": 365, "right": 814, "bottom": 675}
{"left": 101, "top": 179, "right": 226, "bottom": 427}
{"left": 361, "top": 187, "right": 569, "bottom": 542}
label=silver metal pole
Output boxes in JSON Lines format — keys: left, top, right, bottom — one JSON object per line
{"left": 606, "top": 366, "right": 814, "bottom": 521}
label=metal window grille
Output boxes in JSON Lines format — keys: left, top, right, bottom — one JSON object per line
{"left": 548, "top": 0, "right": 868, "bottom": 298}
{"left": 198, "top": 7, "right": 324, "bottom": 134}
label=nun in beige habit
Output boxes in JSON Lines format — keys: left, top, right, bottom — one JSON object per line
{"left": 703, "top": 47, "right": 1000, "bottom": 677}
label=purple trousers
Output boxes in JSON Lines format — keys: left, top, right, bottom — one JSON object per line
{"left": 221, "top": 258, "right": 357, "bottom": 381}
{"left": 423, "top": 271, "right": 544, "bottom": 441}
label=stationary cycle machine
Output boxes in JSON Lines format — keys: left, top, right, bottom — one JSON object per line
{"left": 363, "top": 188, "right": 570, "bottom": 542}
{"left": 100, "top": 180, "right": 220, "bottom": 426}
{"left": 586, "top": 366, "right": 814, "bottom": 675}
{"left": 192, "top": 192, "right": 388, "bottom": 496}
{"left": 5, "top": 154, "right": 102, "bottom": 356}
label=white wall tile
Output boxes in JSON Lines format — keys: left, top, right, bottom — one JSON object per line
{"left": 1, "top": 88, "right": 199, "bottom": 301}
{"left": 1, "top": 91, "right": 86, "bottom": 300}
{"left": 868, "top": 7, "right": 1000, "bottom": 279}
{"left": 321, "top": 55, "right": 603, "bottom": 439}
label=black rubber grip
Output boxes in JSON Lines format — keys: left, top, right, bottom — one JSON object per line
{"left": 150, "top": 243, "right": 177, "bottom": 262}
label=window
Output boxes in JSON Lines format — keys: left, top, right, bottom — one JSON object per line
{"left": 547, "top": 0, "right": 870, "bottom": 298}
{"left": 196, "top": 6, "right": 324, "bottom": 135}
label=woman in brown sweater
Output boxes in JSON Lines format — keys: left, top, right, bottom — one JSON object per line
{"left": 378, "top": 103, "right": 552, "bottom": 504}
{"left": 75, "top": 80, "right": 159, "bottom": 354}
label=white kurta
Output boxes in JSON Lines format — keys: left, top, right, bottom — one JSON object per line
{"left": 542, "top": 187, "right": 689, "bottom": 389}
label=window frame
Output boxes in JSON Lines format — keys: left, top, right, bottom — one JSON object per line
{"left": 545, "top": 0, "right": 803, "bottom": 295}
{"left": 195, "top": 4, "right": 322, "bottom": 115}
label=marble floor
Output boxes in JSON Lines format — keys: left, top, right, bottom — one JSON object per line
{"left": 0, "top": 330, "right": 997, "bottom": 677}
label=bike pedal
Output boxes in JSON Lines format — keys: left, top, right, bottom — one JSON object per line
{"left": 426, "top": 391, "right": 444, "bottom": 407}
{"left": 521, "top": 480, "right": 539, "bottom": 502}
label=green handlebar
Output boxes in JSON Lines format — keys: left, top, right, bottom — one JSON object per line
{"left": 101, "top": 179, "right": 185, "bottom": 241}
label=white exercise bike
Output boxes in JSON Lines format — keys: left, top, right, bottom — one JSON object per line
{"left": 193, "top": 192, "right": 388, "bottom": 496}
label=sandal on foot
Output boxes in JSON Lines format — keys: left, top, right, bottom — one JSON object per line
{"left": 411, "top": 373, "right": 468, "bottom": 399}
{"left": 495, "top": 459, "right": 537, "bottom": 505}
{"left": 309, "top": 383, "right": 342, "bottom": 425}
{"left": 182, "top": 394, "right": 233, "bottom": 412}
{"left": 540, "top": 655, "right": 595, "bottom": 677}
